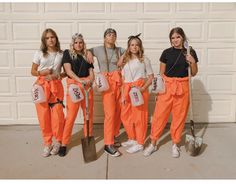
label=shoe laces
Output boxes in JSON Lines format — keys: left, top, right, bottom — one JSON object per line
{"left": 54, "top": 143, "right": 61, "bottom": 149}
{"left": 172, "top": 144, "right": 180, "bottom": 152}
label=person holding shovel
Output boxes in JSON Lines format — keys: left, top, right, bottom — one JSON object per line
{"left": 143, "top": 27, "right": 198, "bottom": 158}
{"left": 89, "top": 28, "right": 125, "bottom": 157}
{"left": 58, "top": 33, "right": 94, "bottom": 157}
{"left": 31, "top": 28, "right": 66, "bottom": 157}
{"left": 117, "top": 34, "right": 154, "bottom": 153}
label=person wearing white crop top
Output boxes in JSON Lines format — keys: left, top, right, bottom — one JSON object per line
{"left": 31, "top": 28, "right": 66, "bottom": 157}
{"left": 117, "top": 34, "right": 154, "bottom": 154}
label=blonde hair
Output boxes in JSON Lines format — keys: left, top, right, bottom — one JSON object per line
{"left": 123, "top": 35, "right": 144, "bottom": 64}
{"left": 69, "top": 33, "right": 88, "bottom": 60}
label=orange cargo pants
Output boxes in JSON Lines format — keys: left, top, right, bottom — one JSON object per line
{"left": 121, "top": 79, "right": 149, "bottom": 145}
{"left": 35, "top": 76, "right": 65, "bottom": 146}
{"left": 61, "top": 77, "right": 94, "bottom": 145}
{"left": 150, "top": 75, "right": 189, "bottom": 144}
{"left": 102, "top": 70, "right": 122, "bottom": 145}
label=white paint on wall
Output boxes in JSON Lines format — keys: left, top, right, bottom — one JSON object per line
{"left": 0, "top": 2, "right": 236, "bottom": 124}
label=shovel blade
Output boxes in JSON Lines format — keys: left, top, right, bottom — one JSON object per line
{"left": 185, "top": 134, "right": 203, "bottom": 156}
{"left": 81, "top": 136, "right": 97, "bottom": 163}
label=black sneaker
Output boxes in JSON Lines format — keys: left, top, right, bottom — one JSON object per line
{"left": 114, "top": 136, "right": 121, "bottom": 147}
{"left": 58, "top": 146, "right": 67, "bottom": 157}
{"left": 104, "top": 145, "right": 121, "bottom": 157}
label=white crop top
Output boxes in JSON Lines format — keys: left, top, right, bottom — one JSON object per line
{"left": 122, "top": 56, "right": 153, "bottom": 83}
{"left": 33, "top": 50, "right": 63, "bottom": 73}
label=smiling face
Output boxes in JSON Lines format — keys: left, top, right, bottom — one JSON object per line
{"left": 170, "top": 32, "right": 183, "bottom": 49}
{"left": 129, "top": 39, "right": 140, "bottom": 55}
{"left": 73, "top": 38, "right": 84, "bottom": 53}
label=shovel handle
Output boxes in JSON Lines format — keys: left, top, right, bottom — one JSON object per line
{"left": 190, "top": 120, "right": 195, "bottom": 138}
{"left": 82, "top": 83, "right": 92, "bottom": 137}
{"left": 188, "top": 62, "right": 195, "bottom": 138}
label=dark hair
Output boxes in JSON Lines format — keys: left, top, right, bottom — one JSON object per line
{"left": 104, "top": 28, "right": 117, "bottom": 38}
{"left": 40, "top": 28, "right": 61, "bottom": 57}
{"left": 169, "top": 27, "right": 187, "bottom": 46}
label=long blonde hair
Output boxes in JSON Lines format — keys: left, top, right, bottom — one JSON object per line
{"left": 123, "top": 34, "right": 144, "bottom": 64}
{"left": 40, "top": 28, "right": 62, "bottom": 57}
{"left": 69, "top": 33, "right": 88, "bottom": 60}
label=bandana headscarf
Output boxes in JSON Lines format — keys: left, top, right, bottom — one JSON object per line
{"left": 104, "top": 28, "right": 117, "bottom": 38}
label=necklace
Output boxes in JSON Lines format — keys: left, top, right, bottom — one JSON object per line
{"left": 104, "top": 46, "right": 114, "bottom": 72}
{"left": 104, "top": 45, "right": 120, "bottom": 72}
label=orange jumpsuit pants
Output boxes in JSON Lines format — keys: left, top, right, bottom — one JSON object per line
{"left": 121, "top": 79, "right": 149, "bottom": 145}
{"left": 35, "top": 76, "right": 65, "bottom": 146}
{"left": 61, "top": 77, "right": 94, "bottom": 145}
{"left": 102, "top": 70, "right": 122, "bottom": 145}
{"left": 150, "top": 75, "right": 189, "bottom": 144}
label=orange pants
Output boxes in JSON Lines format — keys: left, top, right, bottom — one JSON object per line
{"left": 62, "top": 77, "right": 94, "bottom": 145}
{"left": 35, "top": 76, "right": 65, "bottom": 146}
{"left": 102, "top": 70, "right": 122, "bottom": 145}
{"left": 150, "top": 75, "right": 189, "bottom": 144}
{"left": 121, "top": 79, "right": 149, "bottom": 145}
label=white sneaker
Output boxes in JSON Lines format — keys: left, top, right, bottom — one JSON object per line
{"left": 42, "top": 146, "right": 52, "bottom": 157}
{"left": 143, "top": 144, "right": 157, "bottom": 157}
{"left": 50, "top": 142, "right": 61, "bottom": 155}
{"left": 126, "top": 144, "right": 143, "bottom": 153}
{"left": 172, "top": 144, "right": 180, "bottom": 158}
{"left": 121, "top": 139, "right": 137, "bottom": 147}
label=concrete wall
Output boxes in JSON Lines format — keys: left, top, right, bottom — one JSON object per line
{"left": 0, "top": 2, "right": 236, "bottom": 125}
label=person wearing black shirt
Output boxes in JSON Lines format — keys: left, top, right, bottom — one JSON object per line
{"left": 58, "top": 33, "right": 94, "bottom": 157}
{"left": 143, "top": 27, "right": 198, "bottom": 158}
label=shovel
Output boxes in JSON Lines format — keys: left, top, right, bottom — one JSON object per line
{"left": 185, "top": 42, "right": 203, "bottom": 156}
{"left": 81, "top": 83, "right": 97, "bottom": 163}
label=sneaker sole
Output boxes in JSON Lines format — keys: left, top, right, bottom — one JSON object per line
{"left": 50, "top": 148, "right": 60, "bottom": 155}
{"left": 172, "top": 154, "right": 180, "bottom": 158}
{"left": 104, "top": 150, "right": 121, "bottom": 157}
{"left": 126, "top": 148, "right": 143, "bottom": 154}
{"left": 121, "top": 143, "right": 137, "bottom": 147}
{"left": 143, "top": 147, "right": 157, "bottom": 157}
{"left": 50, "top": 151, "right": 59, "bottom": 155}
{"left": 42, "top": 153, "right": 51, "bottom": 157}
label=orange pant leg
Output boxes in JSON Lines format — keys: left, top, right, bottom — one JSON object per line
{"left": 102, "top": 81, "right": 119, "bottom": 145}
{"left": 62, "top": 91, "right": 81, "bottom": 145}
{"left": 50, "top": 98, "right": 65, "bottom": 143}
{"left": 150, "top": 90, "right": 173, "bottom": 142}
{"left": 114, "top": 84, "right": 122, "bottom": 137}
{"left": 133, "top": 90, "right": 149, "bottom": 145}
{"left": 170, "top": 81, "right": 189, "bottom": 144}
{"left": 49, "top": 81, "right": 65, "bottom": 143}
{"left": 50, "top": 103, "right": 64, "bottom": 143}
{"left": 121, "top": 99, "right": 136, "bottom": 140}
{"left": 35, "top": 102, "right": 52, "bottom": 146}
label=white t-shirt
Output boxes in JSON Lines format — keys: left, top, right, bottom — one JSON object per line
{"left": 122, "top": 56, "right": 153, "bottom": 83}
{"left": 33, "top": 50, "right": 63, "bottom": 73}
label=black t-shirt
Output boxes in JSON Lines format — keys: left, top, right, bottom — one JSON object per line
{"left": 160, "top": 47, "right": 198, "bottom": 78}
{"left": 62, "top": 49, "right": 94, "bottom": 78}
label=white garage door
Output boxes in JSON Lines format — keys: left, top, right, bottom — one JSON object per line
{"left": 0, "top": 2, "right": 235, "bottom": 125}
